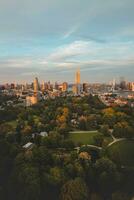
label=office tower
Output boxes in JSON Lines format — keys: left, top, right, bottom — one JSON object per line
{"left": 83, "top": 83, "right": 88, "bottom": 92}
{"left": 26, "top": 77, "right": 39, "bottom": 106}
{"left": 73, "top": 69, "right": 81, "bottom": 95}
{"left": 128, "top": 82, "right": 134, "bottom": 91}
{"left": 75, "top": 69, "right": 80, "bottom": 84}
{"left": 34, "top": 77, "right": 39, "bottom": 103}
{"left": 34, "top": 77, "right": 39, "bottom": 94}
{"left": 131, "top": 82, "right": 134, "bottom": 91}
{"left": 62, "top": 82, "right": 68, "bottom": 92}
{"left": 41, "top": 81, "right": 45, "bottom": 91}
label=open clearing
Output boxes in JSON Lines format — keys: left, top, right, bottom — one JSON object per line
{"left": 69, "top": 130, "right": 103, "bottom": 145}
{"left": 107, "top": 140, "right": 134, "bottom": 167}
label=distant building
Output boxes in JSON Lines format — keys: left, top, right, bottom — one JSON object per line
{"left": 23, "top": 142, "right": 34, "bottom": 150}
{"left": 26, "top": 96, "right": 38, "bottom": 106}
{"left": 11, "top": 83, "right": 15, "bottom": 89}
{"left": 26, "top": 77, "right": 39, "bottom": 106}
{"left": 73, "top": 69, "right": 81, "bottom": 95}
{"left": 32, "top": 131, "right": 48, "bottom": 138}
{"left": 41, "top": 81, "right": 45, "bottom": 92}
{"left": 76, "top": 68, "right": 80, "bottom": 84}
{"left": 72, "top": 84, "right": 78, "bottom": 95}
{"left": 83, "top": 83, "right": 88, "bottom": 92}
{"left": 34, "top": 77, "right": 39, "bottom": 97}
{"left": 39, "top": 131, "right": 48, "bottom": 137}
{"left": 120, "top": 77, "right": 127, "bottom": 90}
{"left": 62, "top": 82, "right": 68, "bottom": 92}
{"left": 128, "top": 82, "right": 134, "bottom": 91}
{"left": 54, "top": 82, "right": 59, "bottom": 90}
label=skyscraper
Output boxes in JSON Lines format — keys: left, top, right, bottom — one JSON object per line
{"left": 73, "top": 69, "right": 81, "bottom": 95}
{"left": 41, "top": 81, "right": 45, "bottom": 92}
{"left": 34, "top": 77, "right": 39, "bottom": 95}
{"left": 26, "top": 77, "right": 39, "bottom": 106}
{"left": 83, "top": 83, "right": 88, "bottom": 93}
{"left": 75, "top": 69, "right": 80, "bottom": 84}
{"left": 62, "top": 82, "right": 68, "bottom": 92}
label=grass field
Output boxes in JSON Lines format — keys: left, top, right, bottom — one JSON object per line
{"left": 107, "top": 140, "right": 134, "bottom": 167}
{"left": 69, "top": 130, "right": 103, "bottom": 145}
{"left": 7, "top": 120, "right": 17, "bottom": 130}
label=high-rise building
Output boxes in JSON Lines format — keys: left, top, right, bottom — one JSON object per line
{"left": 128, "top": 82, "right": 134, "bottom": 91}
{"left": 26, "top": 77, "right": 39, "bottom": 106}
{"left": 83, "top": 83, "right": 88, "bottom": 92}
{"left": 131, "top": 83, "right": 134, "bottom": 91}
{"left": 75, "top": 69, "right": 80, "bottom": 84}
{"left": 62, "top": 82, "right": 68, "bottom": 92}
{"left": 34, "top": 77, "right": 39, "bottom": 95}
{"left": 41, "top": 81, "right": 45, "bottom": 92}
{"left": 73, "top": 69, "right": 81, "bottom": 95}
{"left": 34, "top": 77, "right": 39, "bottom": 103}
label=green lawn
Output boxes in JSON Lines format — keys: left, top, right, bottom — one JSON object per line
{"left": 7, "top": 120, "right": 17, "bottom": 130}
{"left": 69, "top": 130, "right": 103, "bottom": 145}
{"left": 107, "top": 140, "right": 134, "bottom": 167}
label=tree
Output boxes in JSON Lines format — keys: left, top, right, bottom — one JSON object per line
{"left": 79, "top": 152, "right": 91, "bottom": 161}
{"left": 93, "top": 134, "right": 104, "bottom": 146}
{"left": 113, "top": 122, "right": 134, "bottom": 138}
{"left": 60, "top": 178, "right": 89, "bottom": 200}
{"left": 91, "top": 193, "right": 102, "bottom": 200}
{"left": 13, "top": 164, "right": 40, "bottom": 200}
{"left": 0, "top": 123, "right": 14, "bottom": 135}
{"left": 100, "top": 125, "right": 110, "bottom": 137}
{"left": 79, "top": 116, "right": 87, "bottom": 130}
{"left": 0, "top": 139, "right": 18, "bottom": 199}
{"left": 49, "top": 167, "right": 64, "bottom": 186}
{"left": 112, "top": 192, "right": 129, "bottom": 200}
{"left": 102, "top": 108, "right": 116, "bottom": 127}
{"left": 95, "top": 158, "right": 121, "bottom": 196}
{"left": 21, "top": 125, "right": 32, "bottom": 135}
{"left": 79, "top": 146, "right": 100, "bottom": 162}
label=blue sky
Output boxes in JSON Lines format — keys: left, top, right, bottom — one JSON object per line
{"left": 0, "top": 0, "right": 134, "bottom": 83}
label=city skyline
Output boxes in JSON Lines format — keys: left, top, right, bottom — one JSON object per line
{"left": 0, "top": 70, "right": 132, "bottom": 85}
{"left": 0, "top": 0, "right": 134, "bottom": 83}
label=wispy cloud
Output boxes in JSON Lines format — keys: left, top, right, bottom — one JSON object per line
{"left": 47, "top": 41, "right": 91, "bottom": 62}
{"left": 0, "top": 58, "right": 34, "bottom": 68}
{"left": 46, "top": 40, "right": 134, "bottom": 63}
{"left": 62, "top": 25, "right": 80, "bottom": 39}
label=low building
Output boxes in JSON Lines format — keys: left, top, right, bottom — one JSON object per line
{"left": 32, "top": 132, "right": 48, "bottom": 138}
{"left": 23, "top": 142, "right": 34, "bottom": 150}
{"left": 39, "top": 131, "right": 48, "bottom": 137}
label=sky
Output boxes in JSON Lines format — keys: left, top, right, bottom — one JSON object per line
{"left": 0, "top": 0, "right": 134, "bottom": 83}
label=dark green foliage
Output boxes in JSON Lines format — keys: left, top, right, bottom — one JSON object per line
{"left": 0, "top": 94, "right": 134, "bottom": 200}
{"left": 60, "top": 178, "right": 89, "bottom": 200}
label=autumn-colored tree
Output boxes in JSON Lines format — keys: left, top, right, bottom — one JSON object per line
{"left": 60, "top": 178, "right": 89, "bottom": 200}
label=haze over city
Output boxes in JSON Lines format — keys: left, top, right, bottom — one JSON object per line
{"left": 0, "top": 0, "right": 134, "bottom": 83}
